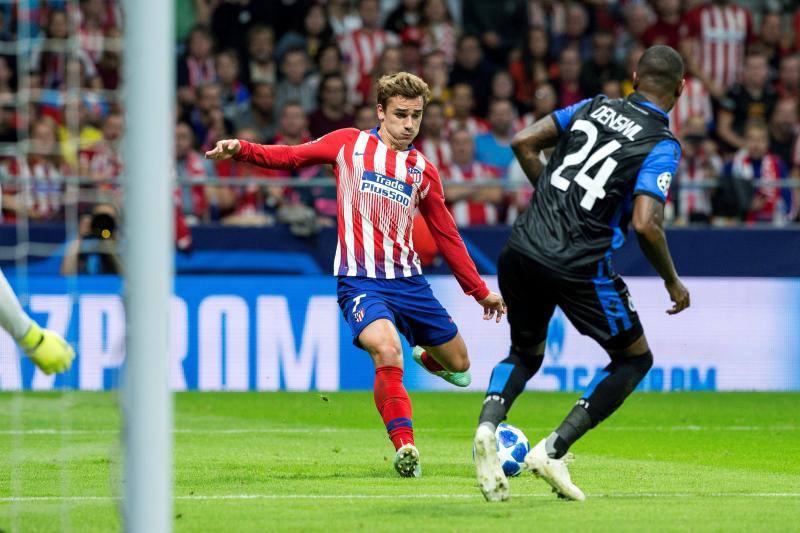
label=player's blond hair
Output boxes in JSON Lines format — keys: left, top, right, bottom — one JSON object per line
{"left": 375, "top": 72, "right": 432, "bottom": 110}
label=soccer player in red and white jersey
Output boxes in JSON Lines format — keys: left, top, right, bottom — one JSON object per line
{"left": 206, "top": 72, "right": 506, "bottom": 478}
{"left": 679, "top": 0, "right": 754, "bottom": 98}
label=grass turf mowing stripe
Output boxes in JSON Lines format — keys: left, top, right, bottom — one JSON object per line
{"left": 2, "top": 492, "right": 800, "bottom": 503}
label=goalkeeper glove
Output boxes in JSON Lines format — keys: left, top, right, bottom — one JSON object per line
{"left": 19, "top": 322, "right": 75, "bottom": 375}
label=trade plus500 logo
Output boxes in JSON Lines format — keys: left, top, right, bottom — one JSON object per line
{"left": 360, "top": 170, "right": 412, "bottom": 206}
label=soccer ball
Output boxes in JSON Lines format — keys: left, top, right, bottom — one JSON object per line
{"left": 495, "top": 423, "right": 530, "bottom": 477}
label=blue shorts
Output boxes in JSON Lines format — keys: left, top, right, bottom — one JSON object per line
{"left": 337, "top": 275, "right": 459, "bottom": 349}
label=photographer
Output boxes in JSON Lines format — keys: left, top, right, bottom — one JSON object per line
{"left": 61, "top": 204, "right": 123, "bottom": 275}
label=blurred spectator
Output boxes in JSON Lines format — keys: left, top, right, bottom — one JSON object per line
{"left": 176, "top": 25, "right": 216, "bottom": 108}
{"left": 674, "top": 115, "right": 721, "bottom": 224}
{"left": 213, "top": 127, "right": 277, "bottom": 227}
{"left": 95, "top": 26, "right": 121, "bottom": 89}
{"left": 445, "top": 83, "right": 488, "bottom": 136}
{"left": 474, "top": 98, "right": 516, "bottom": 176}
{"left": 621, "top": 44, "right": 646, "bottom": 96}
{"left": 175, "top": 121, "right": 213, "bottom": 224}
{"left": 615, "top": 3, "right": 653, "bottom": 67}
{"left": 758, "top": 11, "right": 791, "bottom": 73}
{"left": 552, "top": 2, "right": 592, "bottom": 61}
{"left": 420, "top": 50, "right": 449, "bottom": 103}
{"left": 31, "top": 9, "right": 99, "bottom": 90}
{"left": 553, "top": 46, "right": 584, "bottom": 107}
{"left": 384, "top": 0, "right": 423, "bottom": 36}
{"left": 643, "top": 0, "right": 682, "bottom": 50}
{"left": 210, "top": 0, "right": 271, "bottom": 59}
{"left": 776, "top": 54, "right": 799, "bottom": 100}
{"left": 417, "top": 100, "right": 451, "bottom": 169}
{"left": 0, "top": 105, "right": 18, "bottom": 143}
{"left": 462, "top": 0, "right": 527, "bottom": 65}
{"left": 679, "top": 0, "right": 754, "bottom": 99}
{"left": 215, "top": 50, "right": 250, "bottom": 121}
{"left": 175, "top": 0, "right": 212, "bottom": 44}
{"left": 244, "top": 25, "right": 277, "bottom": 87}
{"left": 328, "top": 0, "right": 362, "bottom": 37}
{"left": 509, "top": 25, "right": 550, "bottom": 109}
{"left": 420, "top": 0, "right": 456, "bottom": 65}
{"left": 339, "top": 0, "right": 398, "bottom": 105}
{"left": 441, "top": 128, "right": 503, "bottom": 226}
{"left": 308, "top": 73, "right": 354, "bottom": 138}
{"left": 79, "top": 111, "right": 123, "bottom": 187}
{"left": 399, "top": 27, "right": 423, "bottom": 75}
{"left": 354, "top": 104, "right": 376, "bottom": 131}
{"left": 0, "top": 55, "right": 14, "bottom": 106}
{"left": 717, "top": 50, "right": 776, "bottom": 152}
{"left": 274, "top": 48, "right": 318, "bottom": 115}
{"left": 358, "top": 45, "right": 402, "bottom": 104}
{"left": 77, "top": 0, "right": 122, "bottom": 67}
{"left": 234, "top": 82, "right": 277, "bottom": 145}
{"left": 275, "top": 2, "right": 333, "bottom": 63}
{"left": 1, "top": 117, "right": 68, "bottom": 221}
{"left": 718, "top": 120, "right": 790, "bottom": 224}
{"left": 449, "top": 34, "right": 496, "bottom": 117}
{"left": 185, "top": 82, "right": 233, "bottom": 152}
{"left": 580, "top": 29, "right": 625, "bottom": 98}
{"left": 272, "top": 102, "right": 317, "bottom": 179}
{"left": 489, "top": 70, "right": 518, "bottom": 112}
{"left": 316, "top": 42, "right": 345, "bottom": 77}
{"left": 768, "top": 99, "right": 798, "bottom": 167}
{"left": 669, "top": 76, "right": 713, "bottom": 138}
{"left": 61, "top": 202, "right": 122, "bottom": 275}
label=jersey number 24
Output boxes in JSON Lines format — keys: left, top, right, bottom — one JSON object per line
{"left": 550, "top": 120, "right": 621, "bottom": 210}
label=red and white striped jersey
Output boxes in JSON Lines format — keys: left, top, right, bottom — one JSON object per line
{"left": 0, "top": 157, "right": 66, "bottom": 221}
{"left": 339, "top": 28, "right": 399, "bottom": 103}
{"left": 669, "top": 77, "right": 713, "bottom": 138}
{"left": 441, "top": 161, "right": 503, "bottom": 226}
{"left": 234, "top": 127, "right": 489, "bottom": 300}
{"left": 680, "top": 4, "right": 752, "bottom": 90}
{"left": 417, "top": 137, "right": 452, "bottom": 169}
{"left": 675, "top": 150, "right": 721, "bottom": 219}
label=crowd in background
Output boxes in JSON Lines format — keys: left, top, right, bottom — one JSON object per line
{"left": 1, "top": 0, "right": 800, "bottom": 245}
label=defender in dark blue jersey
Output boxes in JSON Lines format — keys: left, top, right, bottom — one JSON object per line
{"left": 473, "top": 46, "right": 691, "bottom": 502}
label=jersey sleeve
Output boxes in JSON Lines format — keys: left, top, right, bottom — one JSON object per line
{"left": 418, "top": 165, "right": 490, "bottom": 301}
{"left": 551, "top": 98, "right": 594, "bottom": 133}
{"left": 634, "top": 139, "right": 681, "bottom": 203}
{"left": 234, "top": 128, "right": 358, "bottom": 169}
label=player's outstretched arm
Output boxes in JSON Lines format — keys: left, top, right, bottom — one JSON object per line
{"left": 632, "top": 195, "right": 690, "bottom": 315}
{"left": 510, "top": 115, "right": 560, "bottom": 187}
{"left": 205, "top": 128, "right": 358, "bottom": 170}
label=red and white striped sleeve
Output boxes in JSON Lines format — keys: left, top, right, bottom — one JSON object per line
{"left": 234, "top": 128, "right": 360, "bottom": 170}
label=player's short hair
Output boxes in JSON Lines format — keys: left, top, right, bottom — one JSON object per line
{"left": 375, "top": 72, "right": 432, "bottom": 110}
{"left": 636, "top": 45, "right": 684, "bottom": 92}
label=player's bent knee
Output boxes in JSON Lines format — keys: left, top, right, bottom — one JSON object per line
{"left": 370, "top": 341, "right": 404, "bottom": 367}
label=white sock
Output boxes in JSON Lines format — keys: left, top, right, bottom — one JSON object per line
{"left": 0, "top": 269, "right": 33, "bottom": 340}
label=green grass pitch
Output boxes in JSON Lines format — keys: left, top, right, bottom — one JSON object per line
{"left": 1, "top": 391, "right": 798, "bottom": 532}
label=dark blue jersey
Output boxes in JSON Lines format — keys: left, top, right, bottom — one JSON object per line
{"left": 508, "top": 92, "right": 681, "bottom": 277}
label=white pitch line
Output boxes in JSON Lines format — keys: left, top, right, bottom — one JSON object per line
{"left": 1, "top": 492, "right": 799, "bottom": 503}
{"left": 0, "top": 425, "right": 797, "bottom": 436}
